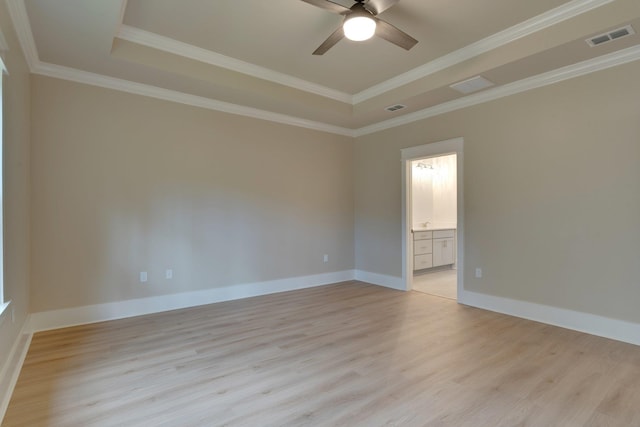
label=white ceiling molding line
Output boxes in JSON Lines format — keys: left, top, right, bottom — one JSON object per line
{"left": 354, "top": 44, "right": 640, "bottom": 137}
{"left": 4, "top": 0, "right": 354, "bottom": 137}
{"left": 114, "top": 0, "right": 614, "bottom": 107}
{"left": 352, "top": 0, "right": 616, "bottom": 104}
{"left": 115, "top": 25, "right": 354, "bottom": 105}
{"left": 33, "top": 62, "right": 355, "bottom": 137}
{"left": 5, "top": 0, "right": 637, "bottom": 139}
{"left": 4, "top": 0, "right": 39, "bottom": 71}
{"left": 28, "top": 43, "right": 640, "bottom": 140}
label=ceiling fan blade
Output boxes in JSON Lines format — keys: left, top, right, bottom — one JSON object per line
{"left": 300, "top": 0, "right": 351, "bottom": 14}
{"left": 366, "top": 0, "right": 399, "bottom": 15}
{"left": 313, "top": 26, "right": 345, "bottom": 55}
{"left": 375, "top": 19, "right": 418, "bottom": 50}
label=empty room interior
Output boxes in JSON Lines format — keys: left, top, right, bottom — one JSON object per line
{"left": 1, "top": 0, "right": 640, "bottom": 425}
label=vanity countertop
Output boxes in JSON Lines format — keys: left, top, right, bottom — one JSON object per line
{"left": 412, "top": 227, "right": 456, "bottom": 232}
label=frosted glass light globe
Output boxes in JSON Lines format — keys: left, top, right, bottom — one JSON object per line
{"left": 343, "top": 16, "right": 376, "bottom": 41}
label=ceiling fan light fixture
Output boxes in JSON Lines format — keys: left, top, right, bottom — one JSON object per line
{"left": 343, "top": 14, "right": 376, "bottom": 41}
{"left": 305, "top": 0, "right": 416, "bottom": 55}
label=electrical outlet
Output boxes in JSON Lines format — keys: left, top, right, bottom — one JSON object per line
{"left": 323, "top": 254, "right": 329, "bottom": 263}
{"left": 475, "top": 268, "right": 482, "bottom": 278}
{"left": 166, "top": 269, "right": 173, "bottom": 279}
{"left": 140, "top": 271, "right": 148, "bottom": 283}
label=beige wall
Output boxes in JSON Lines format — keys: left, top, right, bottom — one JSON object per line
{"left": 355, "top": 60, "right": 640, "bottom": 323}
{"left": 31, "top": 76, "right": 354, "bottom": 312}
{"left": 0, "top": 2, "right": 31, "bottom": 378}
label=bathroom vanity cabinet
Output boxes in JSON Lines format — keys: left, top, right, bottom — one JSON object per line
{"left": 412, "top": 228, "right": 456, "bottom": 271}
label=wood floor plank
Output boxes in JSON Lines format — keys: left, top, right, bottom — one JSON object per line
{"left": 3, "top": 281, "right": 640, "bottom": 426}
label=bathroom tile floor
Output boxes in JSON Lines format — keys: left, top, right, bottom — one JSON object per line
{"left": 412, "top": 268, "right": 457, "bottom": 300}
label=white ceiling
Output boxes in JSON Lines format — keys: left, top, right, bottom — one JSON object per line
{"left": 7, "top": 0, "right": 640, "bottom": 135}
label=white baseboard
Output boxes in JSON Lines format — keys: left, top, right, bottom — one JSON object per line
{"left": 29, "top": 270, "right": 356, "bottom": 333}
{"left": 0, "top": 321, "right": 33, "bottom": 424}
{"left": 459, "top": 289, "right": 640, "bottom": 346}
{"left": 355, "top": 270, "right": 405, "bottom": 291}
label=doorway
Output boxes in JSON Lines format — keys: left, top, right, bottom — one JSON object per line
{"left": 401, "top": 138, "right": 464, "bottom": 299}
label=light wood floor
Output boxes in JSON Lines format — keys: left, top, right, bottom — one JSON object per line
{"left": 4, "top": 281, "right": 640, "bottom": 426}
{"left": 412, "top": 268, "right": 457, "bottom": 300}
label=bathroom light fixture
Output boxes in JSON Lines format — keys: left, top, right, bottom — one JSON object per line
{"left": 343, "top": 7, "right": 376, "bottom": 41}
{"left": 416, "top": 162, "right": 434, "bottom": 170}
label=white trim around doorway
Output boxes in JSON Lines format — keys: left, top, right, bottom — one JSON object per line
{"left": 400, "top": 138, "right": 464, "bottom": 296}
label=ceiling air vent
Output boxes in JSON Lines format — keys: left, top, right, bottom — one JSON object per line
{"left": 586, "top": 25, "right": 635, "bottom": 47}
{"left": 385, "top": 104, "right": 406, "bottom": 112}
{"left": 450, "top": 76, "right": 494, "bottom": 95}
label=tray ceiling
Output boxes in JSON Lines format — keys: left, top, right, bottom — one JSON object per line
{"left": 7, "top": 0, "right": 640, "bottom": 135}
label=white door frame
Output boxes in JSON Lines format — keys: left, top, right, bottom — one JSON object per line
{"left": 401, "top": 137, "right": 464, "bottom": 296}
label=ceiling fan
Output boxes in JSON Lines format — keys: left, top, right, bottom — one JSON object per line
{"left": 301, "top": 0, "right": 418, "bottom": 55}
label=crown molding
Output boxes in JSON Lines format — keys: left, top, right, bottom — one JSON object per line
{"left": 114, "top": 0, "right": 614, "bottom": 106}
{"left": 25, "top": 43, "right": 640, "bottom": 139}
{"left": 20, "top": 46, "right": 640, "bottom": 138}
{"left": 4, "top": 0, "right": 357, "bottom": 138}
{"left": 115, "top": 25, "right": 354, "bottom": 105}
{"left": 352, "top": 0, "right": 616, "bottom": 104}
{"left": 4, "top": 0, "right": 38, "bottom": 71}
{"left": 354, "top": 44, "right": 640, "bottom": 136}
{"left": 6, "top": 0, "right": 638, "bottom": 138}
{"left": 33, "top": 62, "right": 356, "bottom": 137}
